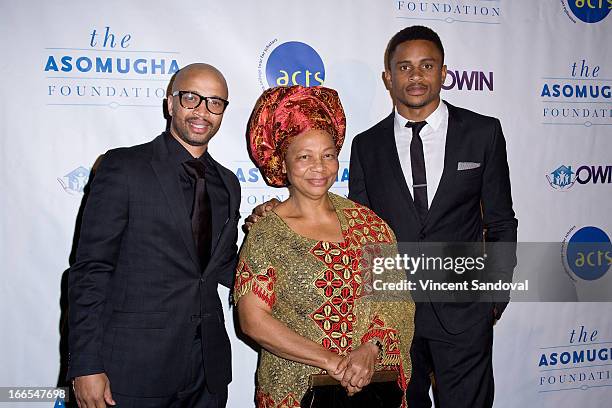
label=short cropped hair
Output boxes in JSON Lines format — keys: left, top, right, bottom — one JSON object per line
{"left": 384, "top": 25, "right": 445, "bottom": 70}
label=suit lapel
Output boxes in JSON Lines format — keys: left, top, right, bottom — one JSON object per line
{"left": 150, "top": 135, "right": 201, "bottom": 271}
{"left": 426, "top": 102, "right": 463, "bottom": 225}
{"left": 206, "top": 154, "right": 238, "bottom": 260}
{"left": 380, "top": 113, "right": 420, "bottom": 221}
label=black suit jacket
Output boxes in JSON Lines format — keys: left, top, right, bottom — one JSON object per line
{"left": 67, "top": 134, "right": 240, "bottom": 397}
{"left": 349, "top": 101, "right": 517, "bottom": 333}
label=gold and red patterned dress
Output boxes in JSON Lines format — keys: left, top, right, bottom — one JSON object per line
{"left": 234, "top": 193, "right": 414, "bottom": 408}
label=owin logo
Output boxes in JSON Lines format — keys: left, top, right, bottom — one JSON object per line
{"left": 562, "top": 226, "right": 612, "bottom": 281}
{"left": 547, "top": 164, "right": 612, "bottom": 191}
{"left": 442, "top": 69, "right": 493, "bottom": 92}
{"left": 264, "top": 41, "right": 325, "bottom": 89}
{"left": 562, "top": 0, "right": 611, "bottom": 23}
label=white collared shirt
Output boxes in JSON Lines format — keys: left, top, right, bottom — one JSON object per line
{"left": 393, "top": 100, "right": 449, "bottom": 208}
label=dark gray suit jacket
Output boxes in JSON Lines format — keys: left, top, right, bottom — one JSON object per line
{"left": 67, "top": 133, "right": 240, "bottom": 397}
{"left": 349, "top": 101, "right": 517, "bottom": 333}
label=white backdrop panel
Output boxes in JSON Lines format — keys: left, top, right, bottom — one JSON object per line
{"left": 0, "top": 1, "right": 610, "bottom": 407}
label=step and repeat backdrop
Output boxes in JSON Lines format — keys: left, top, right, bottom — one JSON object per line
{"left": 1, "top": 1, "right": 611, "bottom": 407}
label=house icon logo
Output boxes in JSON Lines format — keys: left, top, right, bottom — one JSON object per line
{"left": 53, "top": 397, "right": 66, "bottom": 407}
{"left": 546, "top": 165, "right": 575, "bottom": 190}
{"left": 58, "top": 166, "right": 90, "bottom": 195}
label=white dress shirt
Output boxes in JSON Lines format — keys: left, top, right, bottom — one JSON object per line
{"left": 393, "top": 100, "right": 449, "bottom": 208}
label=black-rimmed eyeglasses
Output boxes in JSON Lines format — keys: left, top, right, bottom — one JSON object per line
{"left": 172, "top": 91, "right": 229, "bottom": 115}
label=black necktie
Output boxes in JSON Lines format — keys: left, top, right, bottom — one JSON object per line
{"left": 182, "top": 159, "right": 212, "bottom": 270}
{"left": 406, "top": 121, "right": 428, "bottom": 223}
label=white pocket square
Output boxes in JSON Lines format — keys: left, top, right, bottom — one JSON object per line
{"left": 457, "top": 162, "right": 481, "bottom": 171}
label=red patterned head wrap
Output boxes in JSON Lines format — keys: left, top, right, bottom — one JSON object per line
{"left": 247, "top": 85, "right": 346, "bottom": 187}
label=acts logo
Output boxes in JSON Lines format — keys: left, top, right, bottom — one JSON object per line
{"left": 561, "top": 0, "right": 612, "bottom": 23}
{"left": 562, "top": 226, "right": 612, "bottom": 281}
{"left": 58, "top": 166, "right": 90, "bottom": 195}
{"left": 257, "top": 40, "right": 325, "bottom": 90}
{"left": 547, "top": 164, "right": 611, "bottom": 190}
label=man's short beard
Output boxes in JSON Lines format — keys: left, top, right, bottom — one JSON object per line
{"left": 171, "top": 122, "right": 213, "bottom": 147}
{"left": 402, "top": 95, "right": 436, "bottom": 110}
{"left": 406, "top": 100, "right": 429, "bottom": 109}
{"left": 182, "top": 134, "right": 211, "bottom": 147}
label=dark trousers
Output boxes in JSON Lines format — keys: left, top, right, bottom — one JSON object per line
{"left": 112, "top": 333, "right": 228, "bottom": 408}
{"left": 407, "top": 302, "right": 494, "bottom": 408}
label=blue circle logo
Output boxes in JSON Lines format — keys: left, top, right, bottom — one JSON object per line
{"left": 568, "top": 0, "right": 611, "bottom": 23}
{"left": 566, "top": 226, "right": 612, "bottom": 280}
{"left": 265, "top": 41, "right": 325, "bottom": 88}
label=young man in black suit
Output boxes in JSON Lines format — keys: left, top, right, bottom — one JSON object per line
{"left": 68, "top": 63, "right": 241, "bottom": 408}
{"left": 349, "top": 26, "right": 517, "bottom": 407}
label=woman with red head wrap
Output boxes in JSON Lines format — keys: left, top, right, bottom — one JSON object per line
{"left": 247, "top": 85, "right": 346, "bottom": 187}
{"left": 234, "top": 85, "right": 414, "bottom": 408}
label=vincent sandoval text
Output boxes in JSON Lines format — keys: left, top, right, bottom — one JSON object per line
{"left": 373, "top": 279, "right": 529, "bottom": 292}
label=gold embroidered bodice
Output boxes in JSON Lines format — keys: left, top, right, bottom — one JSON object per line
{"left": 234, "top": 193, "right": 414, "bottom": 408}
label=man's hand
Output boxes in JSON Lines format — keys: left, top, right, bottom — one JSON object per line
{"left": 340, "top": 342, "right": 379, "bottom": 395}
{"left": 73, "top": 373, "right": 115, "bottom": 408}
{"left": 242, "top": 198, "right": 280, "bottom": 233}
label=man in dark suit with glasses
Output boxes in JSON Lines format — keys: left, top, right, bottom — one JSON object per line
{"left": 68, "top": 63, "right": 240, "bottom": 408}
